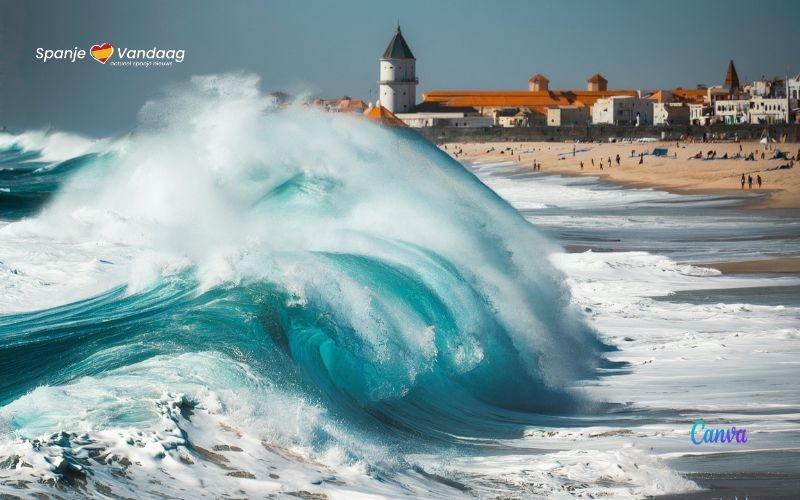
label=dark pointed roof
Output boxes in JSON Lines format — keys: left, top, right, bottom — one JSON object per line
{"left": 725, "top": 60, "right": 740, "bottom": 89}
{"left": 382, "top": 26, "right": 415, "bottom": 60}
{"left": 587, "top": 73, "right": 608, "bottom": 83}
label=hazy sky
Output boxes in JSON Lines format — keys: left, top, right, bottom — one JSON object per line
{"left": 2, "top": 0, "right": 799, "bottom": 135}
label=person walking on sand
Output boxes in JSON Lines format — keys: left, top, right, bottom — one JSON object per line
{"left": 573, "top": 145, "right": 576, "bottom": 157}
{"left": 741, "top": 173, "right": 746, "bottom": 190}
{"left": 616, "top": 154, "right": 620, "bottom": 166}
{"left": 639, "top": 153, "right": 644, "bottom": 165}
{"left": 591, "top": 158, "right": 595, "bottom": 166}
{"left": 580, "top": 161, "right": 584, "bottom": 170}
{"left": 757, "top": 174, "right": 762, "bottom": 189}
{"left": 748, "top": 175, "right": 753, "bottom": 190}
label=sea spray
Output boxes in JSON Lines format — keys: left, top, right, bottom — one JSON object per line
{"left": 0, "top": 73, "right": 621, "bottom": 497}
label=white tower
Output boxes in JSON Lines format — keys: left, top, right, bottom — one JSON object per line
{"left": 378, "top": 25, "right": 417, "bottom": 113}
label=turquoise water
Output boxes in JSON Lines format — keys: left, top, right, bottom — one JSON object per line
{"left": 0, "top": 76, "right": 633, "bottom": 498}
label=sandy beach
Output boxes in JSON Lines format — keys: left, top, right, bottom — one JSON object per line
{"left": 443, "top": 140, "right": 800, "bottom": 209}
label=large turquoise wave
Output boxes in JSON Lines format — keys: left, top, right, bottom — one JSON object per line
{"left": 0, "top": 75, "right": 612, "bottom": 496}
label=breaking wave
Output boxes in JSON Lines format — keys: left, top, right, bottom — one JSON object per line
{"left": 0, "top": 74, "right": 650, "bottom": 498}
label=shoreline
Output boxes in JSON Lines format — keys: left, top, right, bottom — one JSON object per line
{"left": 443, "top": 140, "right": 800, "bottom": 209}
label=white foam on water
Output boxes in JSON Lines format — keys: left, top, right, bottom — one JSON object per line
{"left": 6, "top": 77, "right": 796, "bottom": 498}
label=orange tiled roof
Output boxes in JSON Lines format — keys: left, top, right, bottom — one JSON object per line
{"left": 337, "top": 99, "right": 367, "bottom": 111}
{"left": 672, "top": 88, "right": 706, "bottom": 104}
{"left": 363, "top": 104, "right": 407, "bottom": 127}
{"left": 421, "top": 89, "right": 637, "bottom": 114}
{"left": 647, "top": 89, "right": 706, "bottom": 104}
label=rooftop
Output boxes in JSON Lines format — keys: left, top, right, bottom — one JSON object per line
{"left": 587, "top": 74, "right": 608, "bottom": 83}
{"left": 364, "top": 104, "right": 407, "bottom": 126}
{"left": 382, "top": 26, "right": 415, "bottom": 60}
{"left": 421, "top": 89, "right": 638, "bottom": 113}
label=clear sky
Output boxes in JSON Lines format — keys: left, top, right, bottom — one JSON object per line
{"left": 2, "top": 0, "right": 799, "bottom": 135}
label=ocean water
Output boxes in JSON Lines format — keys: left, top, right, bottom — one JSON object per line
{"left": 0, "top": 75, "right": 797, "bottom": 499}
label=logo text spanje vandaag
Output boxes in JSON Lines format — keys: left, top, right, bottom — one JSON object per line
{"left": 35, "top": 43, "right": 184, "bottom": 65}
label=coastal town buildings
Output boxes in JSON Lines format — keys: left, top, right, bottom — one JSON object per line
{"left": 339, "top": 27, "right": 800, "bottom": 129}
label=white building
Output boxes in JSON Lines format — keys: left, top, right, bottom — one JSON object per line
{"left": 689, "top": 104, "right": 711, "bottom": 125}
{"left": 378, "top": 26, "right": 417, "bottom": 114}
{"left": 787, "top": 75, "right": 800, "bottom": 101}
{"left": 713, "top": 98, "right": 749, "bottom": 124}
{"left": 653, "top": 102, "right": 690, "bottom": 126}
{"left": 592, "top": 96, "right": 653, "bottom": 126}
{"left": 395, "top": 111, "right": 492, "bottom": 128}
{"left": 747, "top": 96, "right": 790, "bottom": 124}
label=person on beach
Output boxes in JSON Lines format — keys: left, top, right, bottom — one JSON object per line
{"left": 573, "top": 145, "right": 576, "bottom": 156}
{"left": 580, "top": 161, "right": 584, "bottom": 170}
{"left": 608, "top": 157, "right": 612, "bottom": 168}
{"left": 615, "top": 154, "right": 620, "bottom": 166}
{"left": 639, "top": 153, "right": 643, "bottom": 165}
{"left": 591, "top": 158, "right": 595, "bottom": 166}
{"left": 741, "top": 174, "right": 746, "bottom": 190}
{"left": 757, "top": 175, "right": 762, "bottom": 189}
{"left": 748, "top": 175, "right": 753, "bottom": 190}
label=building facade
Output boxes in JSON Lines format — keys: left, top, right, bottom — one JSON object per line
{"left": 547, "top": 105, "right": 590, "bottom": 126}
{"left": 747, "top": 96, "right": 790, "bottom": 124}
{"left": 592, "top": 96, "right": 653, "bottom": 126}
{"left": 653, "top": 103, "right": 690, "bottom": 126}
{"left": 713, "top": 98, "right": 750, "bottom": 124}
{"left": 689, "top": 104, "right": 711, "bottom": 125}
{"left": 378, "top": 26, "right": 417, "bottom": 113}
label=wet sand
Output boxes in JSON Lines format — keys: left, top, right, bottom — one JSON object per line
{"left": 443, "top": 140, "right": 800, "bottom": 209}
{"left": 703, "top": 256, "right": 800, "bottom": 274}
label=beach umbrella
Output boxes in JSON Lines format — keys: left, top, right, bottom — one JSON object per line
{"left": 760, "top": 137, "right": 769, "bottom": 145}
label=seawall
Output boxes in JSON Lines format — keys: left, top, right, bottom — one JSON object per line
{"left": 415, "top": 124, "right": 800, "bottom": 144}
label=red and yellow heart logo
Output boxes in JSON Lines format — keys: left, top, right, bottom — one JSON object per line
{"left": 90, "top": 43, "right": 114, "bottom": 64}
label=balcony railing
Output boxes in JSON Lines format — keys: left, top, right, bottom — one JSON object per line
{"left": 377, "top": 78, "right": 419, "bottom": 85}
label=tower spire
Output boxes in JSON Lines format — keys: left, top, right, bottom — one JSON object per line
{"left": 725, "top": 60, "right": 740, "bottom": 90}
